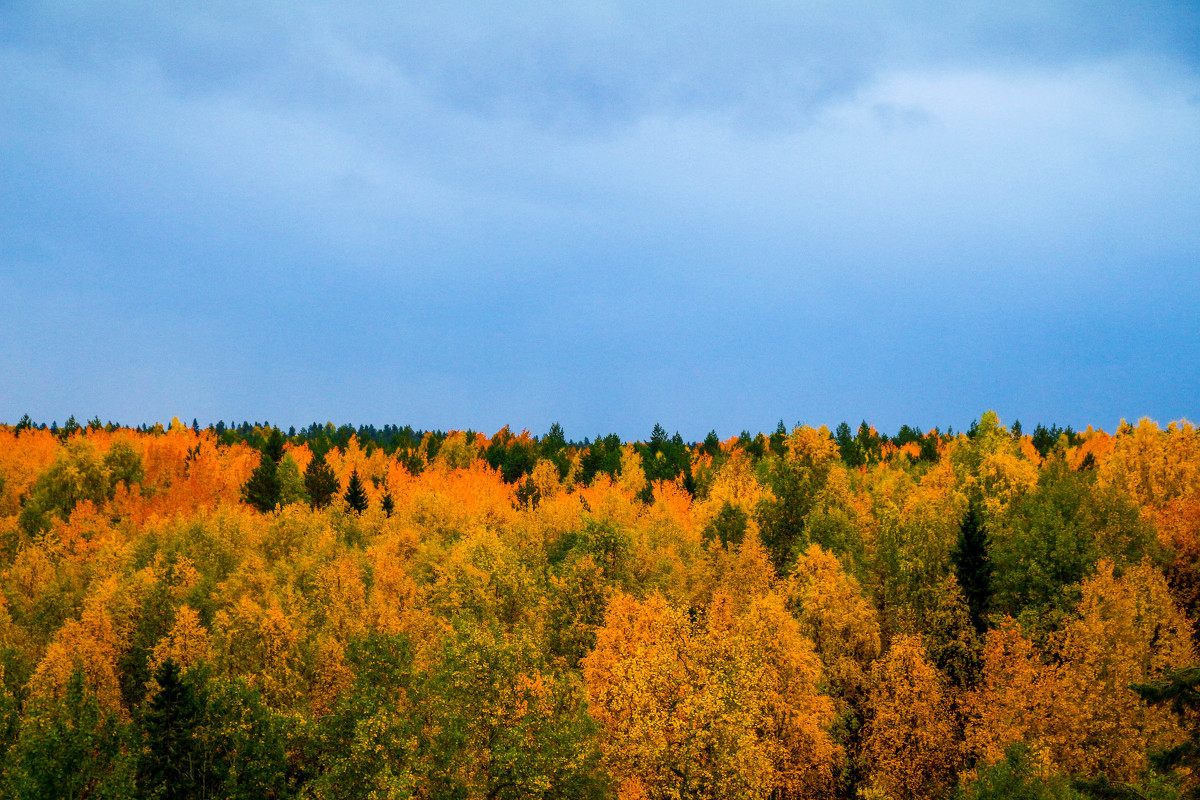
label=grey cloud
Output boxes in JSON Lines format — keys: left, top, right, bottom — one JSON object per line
{"left": 2, "top": 1, "right": 1198, "bottom": 436}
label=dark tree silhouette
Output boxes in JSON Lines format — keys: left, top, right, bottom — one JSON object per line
{"left": 954, "top": 501, "right": 992, "bottom": 634}
{"left": 304, "top": 449, "right": 339, "bottom": 510}
{"left": 344, "top": 468, "right": 368, "bottom": 514}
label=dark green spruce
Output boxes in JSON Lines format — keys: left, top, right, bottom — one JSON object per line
{"left": 303, "top": 448, "right": 339, "bottom": 509}
{"left": 954, "top": 501, "right": 992, "bottom": 634}
{"left": 343, "top": 468, "right": 368, "bottom": 514}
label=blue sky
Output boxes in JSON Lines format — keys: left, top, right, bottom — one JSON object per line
{"left": 2, "top": 2, "right": 1198, "bottom": 441}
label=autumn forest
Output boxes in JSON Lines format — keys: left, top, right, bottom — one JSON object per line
{"left": 0, "top": 412, "right": 1196, "bottom": 799}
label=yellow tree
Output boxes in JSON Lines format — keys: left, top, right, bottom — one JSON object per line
{"left": 962, "top": 620, "right": 1060, "bottom": 774}
{"left": 859, "top": 635, "right": 959, "bottom": 800}
{"left": 583, "top": 591, "right": 837, "bottom": 799}
{"left": 1050, "top": 559, "right": 1196, "bottom": 781}
{"left": 788, "top": 544, "right": 882, "bottom": 706}
{"left": 965, "top": 561, "right": 1196, "bottom": 784}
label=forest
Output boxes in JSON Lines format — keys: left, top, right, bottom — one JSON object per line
{"left": 0, "top": 411, "right": 1195, "bottom": 799}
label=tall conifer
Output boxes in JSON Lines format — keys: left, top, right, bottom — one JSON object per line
{"left": 344, "top": 468, "right": 368, "bottom": 514}
{"left": 304, "top": 449, "right": 339, "bottom": 509}
{"left": 955, "top": 502, "right": 992, "bottom": 634}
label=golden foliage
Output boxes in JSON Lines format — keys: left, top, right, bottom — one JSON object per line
{"left": 583, "top": 590, "right": 837, "bottom": 799}
{"left": 860, "top": 635, "right": 959, "bottom": 800}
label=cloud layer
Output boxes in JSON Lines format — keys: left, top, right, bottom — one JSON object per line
{"left": 2, "top": 2, "right": 1198, "bottom": 438}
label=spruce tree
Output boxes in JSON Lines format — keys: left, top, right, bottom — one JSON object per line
{"left": 241, "top": 451, "right": 281, "bottom": 513}
{"left": 139, "top": 660, "right": 202, "bottom": 800}
{"left": 954, "top": 502, "right": 992, "bottom": 634}
{"left": 304, "top": 449, "right": 339, "bottom": 509}
{"left": 381, "top": 490, "right": 395, "bottom": 518}
{"left": 1133, "top": 666, "right": 1200, "bottom": 796}
{"left": 344, "top": 468, "right": 368, "bottom": 514}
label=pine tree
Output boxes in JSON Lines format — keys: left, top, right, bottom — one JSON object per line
{"left": 954, "top": 502, "right": 992, "bottom": 634}
{"left": 304, "top": 449, "right": 339, "bottom": 509}
{"left": 344, "top": 468, "right": 368, "bottom": 514}
{"left": 381, "top": 490, "right": 395, "bottom": 518}
{"left": 139, "top": 660, "right": 202, "bottom": 800}
{"left": 242, "top": 451, "right": 281, "bottom": 513}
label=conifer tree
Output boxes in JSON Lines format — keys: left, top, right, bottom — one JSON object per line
{"left": 1132, "top": 666, "right": 1200, "bottom": 797}
{"left": 241, "top": 451, "right": 280, "bottom": 513}
{"left": 139, "top": 660, "right": 202, "bottom": 800}
{"left": 344, "top": 468, "right": 368, "bottom": 514}
{"left": 955, "top": 501, "right": 992, "bottom": 634}
{"left": 304, "top": 448, "right": 339, "bottom": 509}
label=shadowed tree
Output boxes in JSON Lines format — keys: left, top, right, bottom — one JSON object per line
{"left": 139, "top": 659, "right": 202, "bottom": 800}
{"left": 344, "top": 468, "right": 368, "bottom": 514}
{"left": 1132, "top": 666, "right": 1200, "bottom": 798}
{"left": 955, "top": 501, "right": 992, "bottom": 634}
{"left": 304, "top": 448, "right": 339, "bottom": 509}
{"left": 242, "top": 429, "right": 285, "bottom": 513}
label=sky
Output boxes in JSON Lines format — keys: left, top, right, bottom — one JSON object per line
{"left": 1, "top": 2, "right": 1198, "bottom": 441}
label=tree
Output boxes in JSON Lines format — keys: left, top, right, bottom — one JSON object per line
{"left": 836, "top": 422, "right": 859, "bottom": 466}
{"left": 139, "top": 659, "right": 202, "bottom": 800}
{"left": 4, "top": 670, "right": 135, "bottom": 799}
{"left": 955, "top": 501, "right": 992, "bottom": 634}
{"left": 988, "top": 461, "right": 1156, "bottom": 632}
{"left": 305, "top": 632, "right": 421, "bottom": 799}
{"left": 965, "top": 744, "right": 1085, "bottom": 800}
{"left": 966, "top": 563, "right": 1196, "bottom": 786}
{"left": 343, "top": 468, "right": 368, "bottom": 514}
{"left": 276, "top": 453, "right": 309, "bottom": 507}
{"left": 860, "top": 636, "right": 960, "bottom": 800}
{"left": 421, "top": 617, "right": 606, "bottom": 799}
{"left": 755, "top": 426, "right": 841, "bottom": 573}
{"left": 18, "top": 439, "right": 116, "bottom": 536}
{"left": 240, "top": 451, "right": 280, "bottom": 513}
{"left": 583, "top": 591, "right": 837, "bottom": 798}
{"left": 1133, "top": 666, "right": 1200, "bottom": 799}
{"left": 304, "top": 448, "right": 339, "bottom": 509}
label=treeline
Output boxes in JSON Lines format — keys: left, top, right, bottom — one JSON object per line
{"left": 10, "top": 413, "right": 1087, "bottom": 492}
{"left": 0, "top": 412, "right": 1195, "bottom": 799}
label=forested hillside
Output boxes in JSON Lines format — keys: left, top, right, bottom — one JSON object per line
{"left": 0, "top": 412, "right": 1196, "bottom": 799}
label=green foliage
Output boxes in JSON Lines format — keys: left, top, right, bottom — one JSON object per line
{"left": 168, "top": 669, "right": 294, "bottom": 800}
{"left": 485, "top": 430, "right": 538, "bottom": 484}
{"left": 3, "top": 671, "right": 136, "bottom": 799}
{"left": 548, "top": 520, "right": 631, "bottom": 586}
{"left": 277, "top": 454, "right": 310, "bottom": 507}
{"left": 139, "top": 659, "right": 204, "bottom": 799}
{"left": 577, "top": 434, "right": 622, "bottom": 485}
{"left": 421, "top": 618, "right": 607, "bottom": 800}
{"left": 305, "top": 633, "right": 420, "bottom": 799}
{"left": 18, "top": 439, "right": 126, "bottom": 536}
{"left": 546, "top": 521, "right": 629, "bottom": 667}
{"left": 342, "top": 469, "right": 368, "bottom": 514}
{"left": 541, "top": 422, "right": 570, "bottom": 478}
{"left": 990, "top": 462, "right": 1157, "bottom": 632}
{"left": 955, "top": 502, "right": 992, "bottom": 634}
{"left": 242, "top": 451, "right": 281, "bottom": 513}
{"left": 635, "top": 425, "right": 693, "bottom": 495}
{"left": 755, "top": 436, "right": 838, "bottom": 573}
{"left": 965, "top": 744, "right": 1086, "bottom": 800}
{"left": 702, "top": 500, "right": 748, "bottom": 549}
{"left": 118, "top": 580, "right": 178, "bottom": 710}
{"left": 302, "top": 450, "right": 338, "bottom": 510}
{"left": 1132, "top": 666, "right": 1200, "bottom": 798}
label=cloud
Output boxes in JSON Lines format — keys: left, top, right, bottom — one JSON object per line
{"left": 1, "top": 2, "right": 1198, "bottom": 436}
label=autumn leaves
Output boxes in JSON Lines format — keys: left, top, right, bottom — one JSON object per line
{"left": 0, "top": 415, "right": 1196, "bottom": 798}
